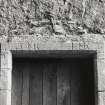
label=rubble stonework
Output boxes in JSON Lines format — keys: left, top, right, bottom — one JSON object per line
{"left": 0, "top": 0, "right": 105, "bottom": 37}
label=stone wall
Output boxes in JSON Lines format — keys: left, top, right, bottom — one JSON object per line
{"left": 0, "top": 34, "right": 105, "bottom": 105}
{"left": 0, "top": 0, "right": 105, "bottom": 37}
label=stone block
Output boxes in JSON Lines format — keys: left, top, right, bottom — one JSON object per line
{"left": 38, "top": 41, "right": 72, "bottom": 50}
{"left": 24, "top": 42, "right": 35, "bottom": 50}
{"left": 10, "top": 42, "right": 22, "bottom": 50}
{"left": 11, "top": 42, "right": 23, "bottom": 50}
{"left": 1, "top": 42, "right": 22, "bottom": 51}
{"left": 88, "top": 42, "right": 98, "bottom": 51}
{"left": 96, "top": 42, "right": 105, "bottom": 53}
{"left": 0, "top": 90, "right": 11, "bottom": 105}
{"left": 1, "top": 43, "right": 8, "bottom": 51}
{"left": 97, "top": 52, "right": 105, "bottom": 59}
{"left": 79, "top": 42, "right": 85, "bottom": 50}
{"left": 20, "top": 42, "right": 29, "bottom": 50}
{"left": 79, "top": 41, "right": 90, "bottom": 50}
{"left": 98, "top": 92, "right": 105, "bottom": 105}
{"left": 72, "top": 42, "right": 79, "bottom": 50}
{"left": 0, "top": 69, "right": 12, "bottom": 90}
{"left": 0, "top": 51, "right": 12, "bottom": 69}
{"left": 97, "top": 59, "right": 105, "bottom": 91}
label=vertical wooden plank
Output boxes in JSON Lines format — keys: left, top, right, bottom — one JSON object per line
{"left": 57, "top": 60, "right": 71, "bottom": 105}
{"left": 71, "top": 59, "right": 92, "bottom": 105}
{"left": 21, "top": 62, "right": 30, "bottom": 105}
{"left": 11, "top": 61, "right": 23, "bottom": 105}
{"left": 43, "top": 61, "right": 57, "bottom": 105}
{"left": 29, "top": 61, "right": 42, "bottom": 105}
{"left": 71, "top": 59, "right": 82, "bottom": 105}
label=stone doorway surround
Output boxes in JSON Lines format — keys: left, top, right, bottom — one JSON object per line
{"left": 0, "top": 34, "right": 105, "bottom": 105}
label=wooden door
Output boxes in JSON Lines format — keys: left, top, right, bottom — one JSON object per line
{"left": 71, "top": 59, "right": 95, "bottom": 105}
{"left": 12, "top": 58, "right": 95, "bottom": 105}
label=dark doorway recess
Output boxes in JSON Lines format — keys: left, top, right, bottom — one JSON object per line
{"left": 12, "top": 57, "right": 95, "bottom": 105}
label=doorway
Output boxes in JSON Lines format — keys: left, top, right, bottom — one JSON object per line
{"left": 12, "top": 57, "right": 95, "bottom": 105}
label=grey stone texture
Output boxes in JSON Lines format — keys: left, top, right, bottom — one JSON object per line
{"left": 0, "top": 34, "right": 105, "bottom": 105}
{"left": 98, "top": 92, "right": 105, "bottom": 105}
{"left": 0, "top": 90, "right": 11, "bottom": 105}
{"left": 0, "top": 0, "right": 105, "bottom": 36}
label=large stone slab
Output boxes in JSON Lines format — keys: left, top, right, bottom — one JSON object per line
{"left": 98, "top": 92, "right": 105, "bottom": 105}
{"left": 0, "top": 69, "right": 12, "bottom": 90}
{"left": 97, "top": 59, "right": 105, "bottom": 91}
{"left": 0, "top": 90, "right": 11, "bottom": 105}
{"left": 0, "top": 51, "right": 12, "bottom": 69}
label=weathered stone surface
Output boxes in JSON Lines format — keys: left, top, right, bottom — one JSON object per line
{"left": 0, "top": 90, "right": 11, "bottom": 105}
{"left": 97, "top": 52, "right": 105, "bottom": 59}
{"left": 0, "top": 34, "right": 104, "bottom": 51}
{"left": 0, "top": 69, "right": 12, "bottom": 90}
{"left": 98, "top": 92, "right": 105, "bottom": 105}
{"left": 72, "top": 42, "right": 79, "bottom": 50}
{"left": 0, "top": 0, "right": 105, "bottom": 36}
{"left": 37, "top": 40, "right": 73, "bottom": 50}
{"left": 0, "top": 51, "right": 12, "bottom": 69}
{"left": 97, "top": 59, "right": 105, "bottom": 91}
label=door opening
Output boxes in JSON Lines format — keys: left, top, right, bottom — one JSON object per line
{"left": 12, "top": 57, "right": 95, "bottom": 105}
